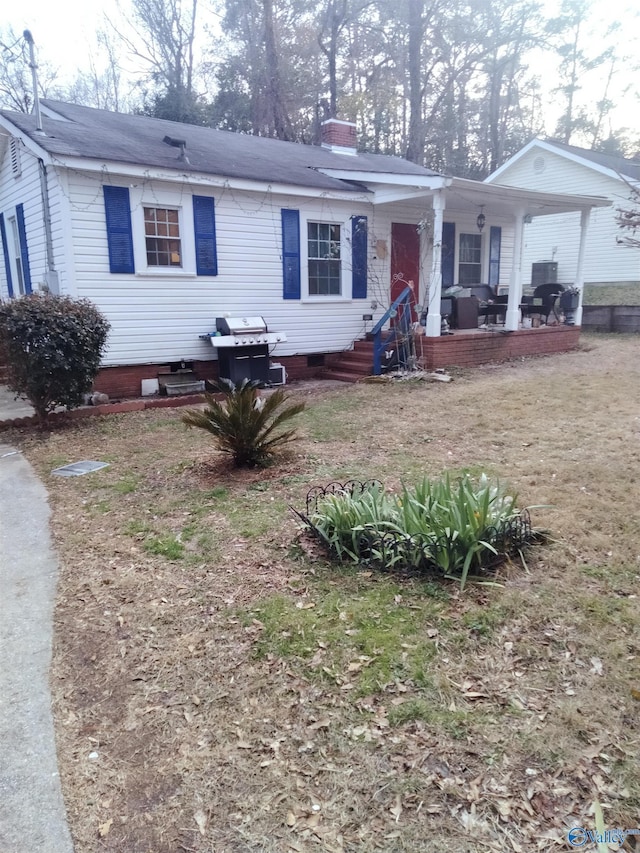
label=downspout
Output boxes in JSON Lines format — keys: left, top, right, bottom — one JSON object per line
{"left": 24, "top": 30, "right": 57, "bottom": 293}
{"left": 38, "top": 158, "right": 58, "bottom": 293}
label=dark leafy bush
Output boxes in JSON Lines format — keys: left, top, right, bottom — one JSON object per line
{"left": 0, "top": 294, "right": 110, "bottom": 423}
{"left": 182, "top": 378, "right": 306, "bottom": 467}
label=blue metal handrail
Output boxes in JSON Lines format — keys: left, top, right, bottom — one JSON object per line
{"left": 372, "top": 286, "right": 413, "bottom": 375}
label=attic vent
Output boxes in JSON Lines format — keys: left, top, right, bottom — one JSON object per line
{"left": 533, "top": 155, "right": 545, "bottom": 174}
{"left": 10, "top": 138, "right": 22, "bottom": 177}
{"left": 163, "top": 135, "right": 189, "bottom": 164}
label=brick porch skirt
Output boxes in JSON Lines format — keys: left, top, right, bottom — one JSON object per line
{"left": 415, "top": 325, "right": 581, "bottom": 370}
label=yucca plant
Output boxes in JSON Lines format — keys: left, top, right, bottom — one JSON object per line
{"left": 182, "top": 378, "right": 305, "bottom": 467}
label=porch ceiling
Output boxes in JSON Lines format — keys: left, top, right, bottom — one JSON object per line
{"left": 447, "top": 177, "right": 611, "bottom": 219}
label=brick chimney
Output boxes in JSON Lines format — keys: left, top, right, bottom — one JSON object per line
{"left": 321, "top": 118, "right": 358, "bottom": 155}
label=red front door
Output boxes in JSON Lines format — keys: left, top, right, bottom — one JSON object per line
{"left": 390, "top": 222, "right": 420, "bottom": 323}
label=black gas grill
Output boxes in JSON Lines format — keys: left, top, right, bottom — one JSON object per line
{"left": 204, "top": 316, "right": 287, "bottom": 384}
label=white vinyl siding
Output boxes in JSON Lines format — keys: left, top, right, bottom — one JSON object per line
{"left": 23, "top": 166, "right": 518, "bottom": 368}
{"left": 490, "top": 147, "right": 640, "bottom": 286}
{"left": 0, "top": 145, "right": 41, "bottom": 299}
{"left": 66, "top": 171, "right": 379, "bottom": 365}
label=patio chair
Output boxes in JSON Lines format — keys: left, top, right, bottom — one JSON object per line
{"left": 522, "top": 283, "right": 564, "bottom": 325}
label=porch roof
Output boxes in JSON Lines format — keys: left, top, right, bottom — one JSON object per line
{"left": 447, "top": 177, "right": 611, "bottom": 218}
{"left": 315, "top": 169, "right": 611, "bottom": 218}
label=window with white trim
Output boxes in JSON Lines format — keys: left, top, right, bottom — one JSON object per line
{"left": 144, "top": 206, "right": 182, "bottom": 267}
{"left": 307, "top": 221, "right": 341, "bottom": 295}
{"left": 458, "top": 232, "right": 482, "bottom": 284}
{"left": 8, "top": 216, "right": 25, "bottom": 295}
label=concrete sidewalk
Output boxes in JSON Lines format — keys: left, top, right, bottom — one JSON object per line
{"left": 0, "top": 386, "right": 35, "bottom": 422}
{"left": 0, "top": 444, "right": 74, "bottom": 853}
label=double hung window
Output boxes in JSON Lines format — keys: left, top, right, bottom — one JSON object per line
{"left": 307, "top": 222, "right": 341, "bottom": 295}
{"left": 144, "top": 207, "right": 181, "bottom": 267}
{"left": 8, "top": 216, "right": 25, "bottom": 295}
{"left": 458, "top": 233, "right": 482, "bottom": 285}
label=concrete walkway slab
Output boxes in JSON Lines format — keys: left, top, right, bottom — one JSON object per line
{"left": 0, "top": 386, "right": 35, "bottom": 422}
{"left": 0, "top": 444, "right": 74, "bottom": 853}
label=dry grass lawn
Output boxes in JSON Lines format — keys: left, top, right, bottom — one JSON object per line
{"left": 9, "top": 332, "right": 640, "bottom": 853}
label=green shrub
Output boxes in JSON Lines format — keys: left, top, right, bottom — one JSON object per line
{"left": 182, "top": 378, "right": 306, "bottom": 467}
{"left": 0, "top": 294, "right": 110, "bottom": 424}
{"left": 307, "top": 474, "right": 532, "bottom": 589}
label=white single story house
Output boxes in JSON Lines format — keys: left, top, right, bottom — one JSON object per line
{"left": 485, "top": 139, "right": 639, "bottom": 288}
{"left": 0, "top": 101, "right": 610, "bottom": 396}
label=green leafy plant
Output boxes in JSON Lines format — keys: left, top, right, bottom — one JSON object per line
{"left": 0, "top": 294, "right": 110, "bottom": 424}
{"left": 182, "top": 378, "right": 306, "bottom": 467}
{"left": 307, "top": 474, "right": 531, "bottom": 589}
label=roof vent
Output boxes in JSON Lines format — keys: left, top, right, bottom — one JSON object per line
{"left": 533, "top": 155, "right": 545, "bottom": 174}
{"left": 10, "top": 138, "right": 22, "bottom": 177}
{"left": 163, "top": 135, "right": 190, "bottom": 164}
{"left": 321, "top": 118, "right": 358, "bottom": 155}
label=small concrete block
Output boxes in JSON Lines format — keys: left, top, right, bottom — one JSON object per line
{"left": 141, "top": 378, "right": 160, "bottom": 396}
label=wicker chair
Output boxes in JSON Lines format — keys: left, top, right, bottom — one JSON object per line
{"left": 522, "top": 283, "right": 564, "bottom": 325}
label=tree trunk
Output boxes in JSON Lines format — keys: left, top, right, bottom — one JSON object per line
{"left": 263, "top": 0, "right": 293, "bottom": 140}
{"left": 405, "top": 0, "right": 424, "bottom": 163}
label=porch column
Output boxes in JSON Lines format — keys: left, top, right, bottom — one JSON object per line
{"left": 573, "top": 208, "right": 591, "bottom": 326}
{"left": 506, "top": 207, "right": 526, "bottom": 332}
{"left": 426, "top": 191, "right": 445, "bottom": 337}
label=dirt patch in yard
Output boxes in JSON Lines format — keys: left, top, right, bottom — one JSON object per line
{"left": 9, "top": 333, "right": 640, "bottom": 852}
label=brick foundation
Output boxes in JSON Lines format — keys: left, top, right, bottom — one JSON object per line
{"left": 93, "top": 354, "right": 335, "bottom": 399}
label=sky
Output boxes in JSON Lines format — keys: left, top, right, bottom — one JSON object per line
{"left": 5, "top": 0, "right": 640, "bottom": 141}
{"left": 11, "top": 0, "right": 113, "bottom": 71}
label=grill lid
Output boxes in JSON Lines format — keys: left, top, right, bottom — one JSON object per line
{"left": 216, "top": 316, "right": 267, "bottom": 335}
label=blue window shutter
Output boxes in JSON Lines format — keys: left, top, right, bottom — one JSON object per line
{"left": 15, "top": 204, "right": 32, "bottom": 294}
{"left": 441, "top": 221, "right": 455, "bottom": 288}
{"left": 193, "top": 195, "right": 218, "bottom": 276}
{"left": 103, "top": 186, "right": 135, "bottom": 274}
{"left": 351, "top": 215, "right": 368, "bottom": 299}
{"left": 488, "top": 225, "right": 501, "bottom": 287}
{"left": 281, "top": 209, "right": 301, "bottom": 299}
{"left": 0, "top": 213, "right": 13, "bottom": 297}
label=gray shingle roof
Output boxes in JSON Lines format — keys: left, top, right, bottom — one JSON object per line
{"left": 1, "top": 100, "right": 442, "bottom": 192}
{"left": 544, "top": 139, "right": 640, "bottom": 182}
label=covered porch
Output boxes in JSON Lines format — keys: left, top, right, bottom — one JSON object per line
{"left": 317, "top": 165, "right": 610, "bottom": 379}
{"left": 365, "top": 175, "right": 611, "bottom": 337}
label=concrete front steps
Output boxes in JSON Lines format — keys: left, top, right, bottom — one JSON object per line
{"left": 323, "top": 340, "right": 375, "bottom": 382}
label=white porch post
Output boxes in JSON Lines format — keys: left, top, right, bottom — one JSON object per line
{"left": 574, "top": 208, "right": 591, "bottom": 326}
{"left": 506, "top": 207, "right": 526, "bottom": 332}
{"left": 426, "top": 191, "right": 445, "bottom": 337}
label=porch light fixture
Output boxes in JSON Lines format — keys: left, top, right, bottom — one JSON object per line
{"left": 476, "top": 206, "right": 486, "bottom": 233}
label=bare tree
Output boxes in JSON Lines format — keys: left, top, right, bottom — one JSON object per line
{"left": 0, "top": 27, "right": 58, "bottom": 112}
{"left": 616, "top": 180, "right": 640, "bottom": 248}
{"left": 107, "top": 0, "right": 205, "bottom": 122}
